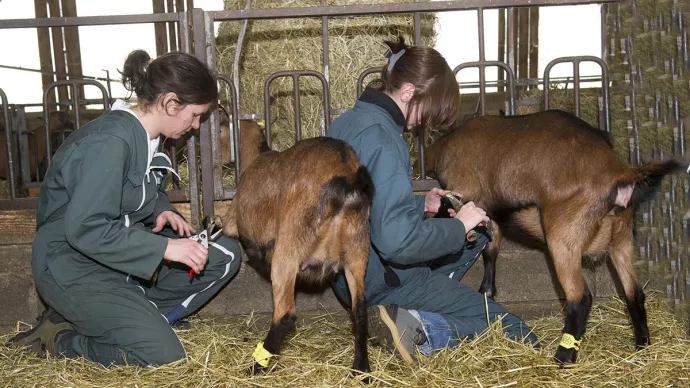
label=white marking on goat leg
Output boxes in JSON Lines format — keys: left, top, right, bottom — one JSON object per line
{"left": 615, "top": 184, "right": 634, "bottom": 208}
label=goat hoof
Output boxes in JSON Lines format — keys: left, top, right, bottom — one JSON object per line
{"left": 554, "top": 347, "right": 578, "bottom": 366}
{"left": 478, "top": 286, "right": 496, "bottom": 300}
{"left": 248, "top": 363, "right": 267, "bottom": 376}
{"left": 352, "top": 366, "right": 372, "bottom": 384}
{"left": 635, "top": 335, "right": 651, "bottom": 349}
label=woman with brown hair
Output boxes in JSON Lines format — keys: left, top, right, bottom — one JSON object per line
{"left": 8, "top": 49, "right": 240, "bottom": 367}
{"left": 328, "top": 36, "right": 539, "bottom": 362}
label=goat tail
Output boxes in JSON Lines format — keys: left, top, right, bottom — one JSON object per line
{"left": 319, "top": 166, "right": 373, "bottom": 221}
{"left": 352, "top": 166, "right": 374, "bottom": 205}
{"left": 610, "top": 159, "right": 687, "bottom": 211}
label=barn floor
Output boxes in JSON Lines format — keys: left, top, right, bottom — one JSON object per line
{"left": 1, "top": 295, "right": 688, "bottom": 387}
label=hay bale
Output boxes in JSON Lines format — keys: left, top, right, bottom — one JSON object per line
{"left": 0, "top": 179, "right": 9, "bottom": 199}
{"left": 216, "top": 0, "right": 437, "bottom": 152}
{"left": 1, "top": 295, "right": 688, "bottom": 386}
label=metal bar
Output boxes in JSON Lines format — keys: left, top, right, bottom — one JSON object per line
{"left": 507, "top": 7, "right": 516, "bottom": 75}
{"left": 322, "top": 0, "right": 330, "bottom": 84}
{"left": 497, "top": 8, "right": 506, "bottom": 93}
{"left": 204, "top": 12, "right": 224, "bottom": 201}
{"left": 573, "top": 61, "right": 581, "bottom": 116}
{"left": 1, "top": 88, "right": 16, "bottom": 199}
{"left": 412, "top": 179, "right": 440, "bottom": 192}
{"left": 293, "top": 74, "right": 302, "bottom": 141}
{"left": 542, "top": 56, "right": 610, "bottom": 132}
{"left": 208, "top": 0, "right": 619, "bottom": 22}
{"left": 13, "top": 107, "right": 31, "bottom": 187}
{"left": 454, "top": 61, "right": 517, "bottom": 115}
{"left": 167, "top": 188, "right": 189, "bottom": 203}
{"left": 72, "top": 84, "right": 81, "bottom": 130}
{"left": 193, "top": 8, "right": 214, "bottom": 222}
{"left": 0, "top": 13, "right": 181, "bottom": 29}
{"left": 218, "top": 75, "right": 241, "bottom": 187}
{"left": 178, "top": 11, "right": 191, "bottom": 53}
{"left": 153, "top": 0, "right": 169, "bottom": 56}
{"left": 414, "top": 11, "right": 422, "bottom": 45}
{"left": 42, "top": 79, "right": 109, "bottom": 167}
{"left": 167, "top": 0, "right": 178, "bottom": 51}
{"left": 322, "top": 0, "right": 330, "bottom": 135}
{"left": 357, "top": 67, "right": 380, "bottom": 97}
{"left": 601, "top": 3, "right": 607, "bottom": 61}
{"left": 263, "top": 70, "right": 331, "bottom": 147}
{"left": 34, "top": 0, "right": 55, "bottom": 106}
{"left": 477, "top": 8, "right": 486, "bottom": 116}
{"left": 48, "top": 0, "right": 68, "bottom": 105}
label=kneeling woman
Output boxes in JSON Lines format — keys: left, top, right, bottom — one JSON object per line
{"left": 9, "top": 50, "right": 241, "bottom": 366}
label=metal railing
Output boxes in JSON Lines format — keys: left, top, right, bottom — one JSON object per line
{"left": 0, "top": 0, "right": 620, "bottom": 225}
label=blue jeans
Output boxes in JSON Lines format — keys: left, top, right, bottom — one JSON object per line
{"left": 411, "top": 309, "right": 463, "bottom": 356}
{"left": 408, "top": 235, "right": 539, "bottom": 356}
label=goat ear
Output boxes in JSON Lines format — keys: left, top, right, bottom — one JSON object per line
{"left": 615, "top": 184, "right": 635, "bottom": 208}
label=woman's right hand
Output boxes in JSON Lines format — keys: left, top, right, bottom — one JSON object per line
{"left": 455, "top": 201, "right": 490, "bottom": 232}
{"left": 163, "top": 238, "right": 209, "bottom": 274}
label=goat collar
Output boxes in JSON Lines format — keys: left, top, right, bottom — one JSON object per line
{"left": 358, "top": 87, "right": 406, "bottom": 128}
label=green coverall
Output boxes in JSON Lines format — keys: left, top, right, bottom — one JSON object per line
{"left": 31, "top": 107, "right": 240, "bottom": 366}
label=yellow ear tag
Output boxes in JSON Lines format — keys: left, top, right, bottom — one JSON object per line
{"left": 253, "top": 342, "right": 274, "bottom": 367}
{"left": 559, "top": 333, "right": 582, "bottom": 351}
{"left": 257, "top": 120, "right": 265, "bottom": 128}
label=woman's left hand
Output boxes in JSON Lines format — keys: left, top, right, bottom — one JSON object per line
{"left": 152, "top": 210, "right": 197, "bottom": 237}
{"left": 425, "top": 187, "right": 456, "bottom": 216}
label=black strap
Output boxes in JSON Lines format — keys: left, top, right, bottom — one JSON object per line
{"left": 371, "top": 242, "right": 401, "bottom": 288}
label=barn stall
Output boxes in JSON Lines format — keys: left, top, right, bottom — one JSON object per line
{"left": 0, "top": 0, "right": 689, "bottom": 386}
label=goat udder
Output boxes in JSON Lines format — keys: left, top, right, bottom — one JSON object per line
{"left": 615, "top": 184, "right": 634, "bottom": 208}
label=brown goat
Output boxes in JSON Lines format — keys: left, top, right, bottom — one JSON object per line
{"left": 0, "top": 110, "right": 74, "bottom": 181}
{"left": 425, "top": 109, "right": 686, "bottom": 365}
{"left": 221, "top": 122, "right": 373, "bottom": 376}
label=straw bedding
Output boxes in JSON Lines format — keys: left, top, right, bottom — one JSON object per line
{"left": 2, "top": 294, "right": 688, "bottom": 387}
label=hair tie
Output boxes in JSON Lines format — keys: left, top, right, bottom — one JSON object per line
{"left": 385, "top": 48, "right": 406, "bottom": 72}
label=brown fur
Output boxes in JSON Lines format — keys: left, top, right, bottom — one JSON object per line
{"left": 221, "top": 123, "right": 372, "bottom": 375}
{"left": 425, "top": 109, "right": 686, "bottom": 363}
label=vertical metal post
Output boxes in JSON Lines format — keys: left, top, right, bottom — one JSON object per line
{"left": 72, "top": 83, "right": 81, "bottom": 130}
{"left": 204, "top": 12, "right": 224, "bottom": 201}
{"left": 543, "top": 56, "right": 610, "bottom": 133}
{"left": 178, "top": 11, "right": 191, "bottom": 54}
{"left": 321, "top": 0, "right": 330, "bottom": 132}
{"left": 0, "top": 88, "right": 15, "bottom": 199}
{"left": 14, "top": 107, "right": 31, "bottom": 186}
{"left": 264, "top": 71, "right": 330, "bottom": 148}
{"left": 293, "top": 74, "right": 302, "bottom": 141}
{"left": 414, "top": 11, "right": 422, "bottom": 46}
{"left": 573, "top": 62, "right": 581, "bottom": 117}
{"left": 357, "top": 67, "right": 381, "bottom": 98}
{"left": 170, "top": 11, "right": 191, "bottom": 190}
{"left": 507, "top": 7, "right": 516, "bottom": 76}
{"left": 477, "top": 8, "right": 486, "bottom": 116}
{"left": 193, "top": 8, "right": 214, "bottom": 222}
{"left": 216, "top": 75, "right": 240, "bottom": 194}
{"left": 498, "top": 8, "right": 506, "bottom": 93}
{"left": 42, "top": 79, "right": 109, "bottom": 168}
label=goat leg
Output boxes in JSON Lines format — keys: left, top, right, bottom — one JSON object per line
{"left": 433, "top": 192, "right": 477, "bottom": 242}
{"left": 250, "top": 257, "right": 298, "bottom": 375}
{"left": 549, "top": 245, "right": 593, "bottom": 365}
{"left": 607, "top": 213, "right": 650, "bottom": 348}
{"left": 344, "top": 262, "right": 371, "bottom": 379}
{"left": 478, "top": 222, "right": 502, "bottom": 299}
